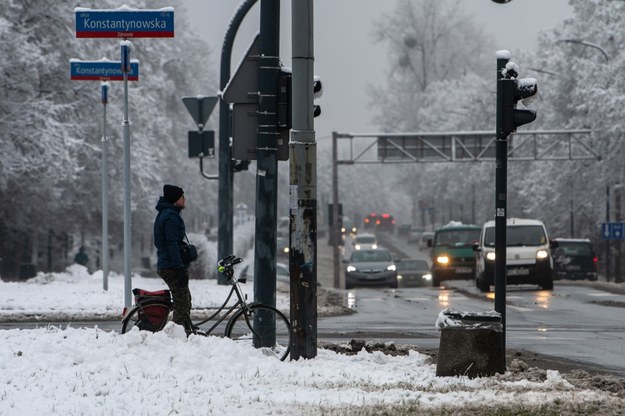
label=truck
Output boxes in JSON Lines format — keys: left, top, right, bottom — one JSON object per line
{"left": 428, "top": 222, "right": 481, "bottom": 287}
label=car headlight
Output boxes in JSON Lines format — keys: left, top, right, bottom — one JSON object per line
{"left": 422, "top": 273, "right": 432, "bottom": 281}
{"left": 355, "top": 244, "right": 361, "bottom": 250}
{"left": 371, "top": 244, "right": 378, "bottom": 249}
{"left": 536, "top": 249, "right": 549, "bottom": 259}
{"left": 346, "top": 265, "right": 357, "bottom": 272}
{"left": 486, "top": 252, "right": 496, "bottom": 261}
{"left": 436, "top": 255, "right": 449, "bottom": 265}
{"left": 397, "top": 274, "right": 403, "bottom": 280}
{"left": 386, "top": 264, "right": 396, "bottom": 271}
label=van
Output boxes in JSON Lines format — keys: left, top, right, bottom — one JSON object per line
{"left": 428, "top": 222, "right": 481, "bottom": 287}
{"left": 352, "top": 233, "right": 378, "bottom": 250}
{"left": 552, "top": 238, "right": 598, "bottom": 281}
{"left": 474, "top": 218, "right": 556, "bottom": 292}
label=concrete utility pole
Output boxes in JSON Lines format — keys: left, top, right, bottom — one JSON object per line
{"left": 253, "top": 0, "right": 280, "bottom": 345}
{"left": 289, "top": 0, "right": 317, "bottom": 359}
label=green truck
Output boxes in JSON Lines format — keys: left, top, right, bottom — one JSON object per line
{"left": 428, "top": 222, "right": 481, "bottom": 287}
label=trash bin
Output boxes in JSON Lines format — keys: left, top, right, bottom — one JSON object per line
{"left": 435, "top": 308, "right": 504, "bottom": 378}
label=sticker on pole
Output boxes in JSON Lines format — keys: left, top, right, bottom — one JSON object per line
{"left": 75, "top": 6, "right": 174, "bottom": 38}
{"left": 70, "top": 59, "right": 139, "bottom": 81}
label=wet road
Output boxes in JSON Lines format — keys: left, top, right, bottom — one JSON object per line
{"left": 320, "top": 230, "right": 625, "bottom": 374}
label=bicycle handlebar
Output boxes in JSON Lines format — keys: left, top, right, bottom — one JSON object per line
{"left": 217, "top": 255, "right": 242, "bottom": 274}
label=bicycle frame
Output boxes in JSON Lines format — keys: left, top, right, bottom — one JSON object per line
{"left": 191, "top": 271, "right": 255, "bottom": 336}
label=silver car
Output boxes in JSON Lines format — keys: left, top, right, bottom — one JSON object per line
{"left": 345, "top": 248, "right": 398, "bottom": 289}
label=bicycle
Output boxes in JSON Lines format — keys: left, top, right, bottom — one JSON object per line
{"left": 121, "top": 255, "right": 292, "bottom": 361}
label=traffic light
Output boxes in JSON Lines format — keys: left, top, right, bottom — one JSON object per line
{"left": 277, "top": 68, "right": 292, "bottom": 130}
{"left": 313, "top": 76, "right": 322, "bottom": 118}
{"left": 277, "top": 68, "right": 322, "bottom": 129}
{"left": 499, "top": 64, "right": 537, "bottom": 136}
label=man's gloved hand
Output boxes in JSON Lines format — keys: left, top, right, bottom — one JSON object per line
{"left": 177, "top": 269, "right": 189, "bottom": 286}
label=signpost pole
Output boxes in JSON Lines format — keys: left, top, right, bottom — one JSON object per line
{"left": 121, "top": 40, "right": 132, "bottom": 308}
{"left": 101, "top": 82, "right": 110, "bottom": 291}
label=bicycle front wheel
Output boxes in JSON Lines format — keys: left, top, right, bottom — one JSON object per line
{"left": 121, "top": 302, "right": 170, "bottom": 334}
{"left": 225, "top": 304, "right": 291, "bottom": 361}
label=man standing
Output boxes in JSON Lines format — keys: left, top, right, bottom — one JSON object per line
{"left": 153, "top": 184, "right": 192, "bottom": 330}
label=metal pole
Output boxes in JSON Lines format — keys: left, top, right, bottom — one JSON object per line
{"left": 121, "top": 41, "right": 132, "bottom": 308}
{"left": 331, "top": 131, "right": 340, "bottom": 289}
{"left": 617, "top": 189, "right": 622, "bottom": 283}
{"left": 101, "top": 82, "right": 110, "bottom": 291}
{"left": 290, "top": 0, "right": 317, "bottom": 359}
{"left": 495, "top": 52, "right": 509, "bottom": 352}
{"left": 218, "top": 0, "right": 258, "bottom": 285}
{"left": 607, "top": 185, "right": 611, "bottom": 282}
{"left": 253, "top": 0, "right": 280, "bottom": 346}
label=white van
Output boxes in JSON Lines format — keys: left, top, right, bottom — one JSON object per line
{"left": 352, "top": 233, "right": 378, "bottom": 250}
{"left": 473, "top": 218, "right": 556, "bottom": 292}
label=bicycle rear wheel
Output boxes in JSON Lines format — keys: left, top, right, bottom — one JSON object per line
{"left": 225, "top": 304, "right": 291, "bottom": 361}
{"left": 121, "top": 302, "right": 170, "bottom": 334}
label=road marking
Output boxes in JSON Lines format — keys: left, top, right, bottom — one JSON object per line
{"left": 508, "top": 305, "right": 534, "bottom": 312}
{"left": 587, "top": 292, "right": 618, "bottom": 297}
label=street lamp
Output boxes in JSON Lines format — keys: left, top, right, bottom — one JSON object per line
{"left": 558, "top": 39, "right": 609, "bottom": 62}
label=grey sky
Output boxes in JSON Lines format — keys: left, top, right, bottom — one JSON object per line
{"left": 181, "top": 0, "right": 573, "bottom": 138}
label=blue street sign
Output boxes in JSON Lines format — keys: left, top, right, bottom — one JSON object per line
{"left": 601, "top": 222, "right": 625, "bottom": 240}
{"left": 70, "top": 60, "right": 139, "bottom": 81}
{"left": 75, "top": 7, "right": 174, "bottom": 38}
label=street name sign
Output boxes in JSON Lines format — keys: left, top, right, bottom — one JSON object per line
{"left": 75, "top": 7, "right": 174, "bottom": 38}
{"left": 70, "top": 59, "right": 139, "bottom": 81}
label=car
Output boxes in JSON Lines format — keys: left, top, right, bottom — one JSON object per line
{"left": 352, "top": 233, "right": 378, "bottom": 250}
{"left": 344, "top": 247, "right": 398, "bottom": 289}
{"left": 396, "top": 259, "right": 431, "bottom": 287}
{"left": 473, "top": 218, "right": 557, "bottom": 292}
{"left": 552, "top": 238, "right": 598, "bottom": 281}
{"left": 428, "top": 222, "right": 481, "bottom": 287}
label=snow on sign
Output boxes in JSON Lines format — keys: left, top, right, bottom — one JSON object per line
{"left": 70, "top": 60, "right": 139, "bottom": 81}
{"left": 75, "top": 7, "right": 174, "bottom": 38}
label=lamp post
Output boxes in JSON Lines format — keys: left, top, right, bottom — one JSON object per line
{"left": 558, "top": 39, "right": 609, "bottom": 62}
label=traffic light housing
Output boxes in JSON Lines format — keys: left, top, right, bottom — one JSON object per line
{"left": 276, "top": 68, "right": 322, "bottom": 131}
{"left": 313, "top": 76, "right": 322, "bottom": 118}
{"left": 500, "top": 75, "right": 537, "bottom": 136}
{"left": 277, "top": 69, "right": 292, "bottom": 130}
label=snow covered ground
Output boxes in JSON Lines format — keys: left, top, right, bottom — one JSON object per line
{"left": 1, "top": 266, "right": 624, "bottom": 415}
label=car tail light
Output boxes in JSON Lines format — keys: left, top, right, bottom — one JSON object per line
{"left": 593, "top": 257, "right": 598, "bottom": 263}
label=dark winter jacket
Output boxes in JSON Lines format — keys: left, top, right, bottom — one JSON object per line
{"left": 154, "top": 197, "right": 188, "bottom": 270}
